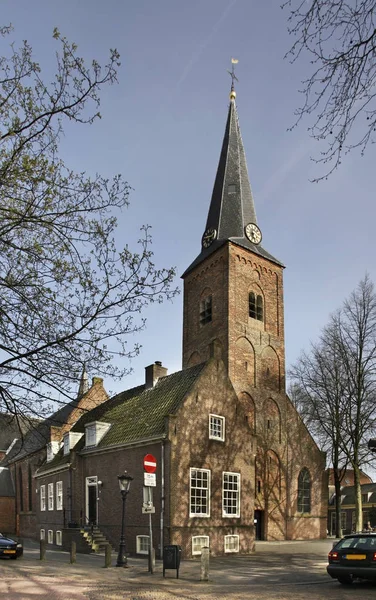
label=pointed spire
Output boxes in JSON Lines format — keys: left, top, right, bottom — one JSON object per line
{"left": 182, "top": 72, "right": 283, "bottom": 278}
{"left": 204, "top": 92, "right": 258, "bottom": 242}
{"left": 77, "top": 363, "right": 89, "bottom": 399}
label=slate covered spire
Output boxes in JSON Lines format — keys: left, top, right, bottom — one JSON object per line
{"left": 77, "top": 363, "right": 89, "bottom": 399}
{"left": 205, "top": 88, "right": 258, "bottom": 242}
{"left": 183, "top": 84, "right": 283, "bottom": 277}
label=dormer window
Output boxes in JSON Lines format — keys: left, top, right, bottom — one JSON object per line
{"left": 200, "top": 296, "right": 212, "bottom": 326}
{"left": 249, "top": 292, "right": 263, "bottom": 321}
{"left": 86, "top": 424, "right": 96, "bottom": 447}
{"left": 46, "top": 441, "right": 60, "bottom": 463}
{"left": 63, "top": 432, "right": 84, "bottom": 455}
{"left": 84, "top": 421, "right": 111, "bottom": 448}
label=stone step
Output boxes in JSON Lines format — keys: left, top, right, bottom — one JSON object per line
{"left": 80, "top": 526, "right": 113, "bottom": 554}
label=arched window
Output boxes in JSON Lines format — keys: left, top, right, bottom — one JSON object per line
{"left": 200, "top": 291, "right": 212, "bottom": 326}
{"left": 297, "top": 468, "right": 311, "bottom": 513}
{"left": 249, "top": 292, "right": 263, "bottom": 321}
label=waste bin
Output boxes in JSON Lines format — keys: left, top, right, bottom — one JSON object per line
{"left": 163, "top": 544, "right": 182, "bottom": 578}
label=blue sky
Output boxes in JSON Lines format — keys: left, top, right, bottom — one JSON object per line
{"left": 2, "top": 0, "right": 375, "bottom": 398}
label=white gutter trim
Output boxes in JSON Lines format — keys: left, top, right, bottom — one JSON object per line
{"left": 77, "top": 434, "right": 167, "bottom": 457}
{"left": 34, "top": 463, "right": 71, "bottom": 478}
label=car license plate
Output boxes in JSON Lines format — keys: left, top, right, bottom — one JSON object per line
{"left": 3, "top": 549, "right": 16, "bottom": 554}
{"left": 344, "top": 554, "right": 366, "bottom": 560}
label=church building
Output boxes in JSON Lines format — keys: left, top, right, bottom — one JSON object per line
{"left": 1, "top": 81, "right": 327, "bottom": 558}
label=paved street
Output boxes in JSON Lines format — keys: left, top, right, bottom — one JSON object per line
{"left": 0, "top": 539, "right": 375, "bottom": 599}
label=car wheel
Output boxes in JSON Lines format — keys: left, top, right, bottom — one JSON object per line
{"left": 337, "top": 576, "right": 353, "bottom": 585}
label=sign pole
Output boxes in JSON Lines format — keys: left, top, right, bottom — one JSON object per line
{"left": 148, "top": 510, "right": 154, "bottom": 573}
{"left": 143, "top": 454, "right": 157, "bottom": 574}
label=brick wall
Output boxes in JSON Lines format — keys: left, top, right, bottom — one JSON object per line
{"left": 9, "top": 452, "right": 42, "bottom": 538}
{"left": 182, "top": 242, "right": 327, "bottom": 542}
{"left": 183, "top": 246, "right": 229, "bottom": 369}
{"left": 0, "top": 497, "right": 15, "bottom": 533}
{"left": 72, "top": 441, "right": 166, "bottom": 556}
{"left": 169, "top": 359, "right": 255, "bottom": 557}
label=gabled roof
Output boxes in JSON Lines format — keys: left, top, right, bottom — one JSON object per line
{"left": 36, "top": 363, "right": 207, "bottom": 474}
{"left": 183, "top": 91, "right": 283, "bottom": 278}
{"left": 77, "top": 362, "right": 206, "bottom": 446}
{"left": 0, "top": 413, "right": 40, "bottom": 453}
{"left": 2, "top": 397, "right": 83, "bottom": 465}
{"left": 327, "top": 467, "right": 373, "bottom": 486}
{"left": 329, "top": 482, "right": 376, "bottom": 506}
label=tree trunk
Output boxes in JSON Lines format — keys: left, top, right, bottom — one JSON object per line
{"left": 333, "top": 468, "right": 342, "bottom": 537}
{"left": 353, "top": 464, "right": 363, "bottom": 532}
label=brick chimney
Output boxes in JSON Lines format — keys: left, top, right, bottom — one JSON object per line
{"left": 145, "top": 361, "right": 168, "bottom": 389}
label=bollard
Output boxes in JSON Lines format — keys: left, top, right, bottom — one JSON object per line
{"left": 104, "top": 544, "right": 112, "bottom": 568}
{"left": 70, "top": 540, "right": 76, "bottom": 564}
{"left": 39, "top": 539, "right": 46, "bottom": 561}
{"left": 148, "top": 547, "right": 156, "bottom": 574}
{"left": 200, "top": 546, "right": 209, "bottom": 581}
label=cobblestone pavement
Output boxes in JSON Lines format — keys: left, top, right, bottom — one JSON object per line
{"left": 0, "top": 540, "right": 375, "bottom": 599}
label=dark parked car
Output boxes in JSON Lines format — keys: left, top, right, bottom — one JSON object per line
{"left": 327, "top": 532, "right": 376, "bottom": 585}
{"left": 0, "top": 533, "right": 23, "bottom": 559}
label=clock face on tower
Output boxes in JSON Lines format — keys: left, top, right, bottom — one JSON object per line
{"left": 245, "top": 223, "right": 262, "bottom": 245}
{"left": 202, "top": 227, "right": 217, "bottom": 248}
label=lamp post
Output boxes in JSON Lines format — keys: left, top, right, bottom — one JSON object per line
{"left": 116, "top": 471, "right": 133, "bottom": 567}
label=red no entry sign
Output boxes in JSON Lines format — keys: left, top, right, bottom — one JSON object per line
{"left": 144, "top": 454, "right": 157, "bottom": 473}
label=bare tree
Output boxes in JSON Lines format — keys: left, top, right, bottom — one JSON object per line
{"left": 0, "top": 26, "right": 177, "bottom": 419}
{"left": 289, "top": 333, "right": 348, "bottom": 537}
{"left": 290, "top": 276, "right": 376, "bottom": 532}
{"left": 331, "top": 276, "right": 376, "bottom": 531}
{"left": 283, "top": 1, "right": 376, "bottom": 180}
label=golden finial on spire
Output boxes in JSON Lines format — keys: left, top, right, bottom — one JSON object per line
{"left": 228, "top": 58, "right": 239, "bottom": 100}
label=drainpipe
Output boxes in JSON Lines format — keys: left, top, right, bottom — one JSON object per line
{"left": 160, "top": 440, "right": 165, "bottom": 559}
{"left": 69, "top": 465, "right": 73, "bottom": 525}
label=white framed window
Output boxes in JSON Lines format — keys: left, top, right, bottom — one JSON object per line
{"left": 48, "top": 482, "right": 54, "bottom": 511}
{"left": 190, "top": 468, "right": 210, "bottom": 517}
{"left": 56, "top": 481, "right": 63, "bottom": 510}
{"left": 40, "top": 528, "right": 45, "bottom": 540}
{"left": 85, "top": 422, "right": 111, "bottom": 448}
{"left": 136, "top": 535, "right": 150, "bottom": 555}
{"left": 224, "top": 534, "right": 239, "bottom": 553}
{"left": 192, "top": 536, "right": 209, "bottom": 556}
{"left": 222, "top": 472, "right": 240, "bottom": 518}
{"left": 209, "top": 414, "right": 225, "bottom": 441}
{"left": 40, "top": 485, "right": 46, "bottom": 511}
{"left": 85, "top": 425, "right": 96, "bottom": 447}
{"left": 63, "top": 435, "right": 70, "bottom": 456}
{"left": 47, "top": 529, "right": 53, "bottom": 544}
{"left": 56, "top": 530, "right": 62, "bottom": 546}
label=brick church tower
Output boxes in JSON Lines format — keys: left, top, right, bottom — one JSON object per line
{"left": 182, "top": 81, "right": 285, "bottom": 400}
{"left": 182, "top": 81, "right": 327, "bottom": 540}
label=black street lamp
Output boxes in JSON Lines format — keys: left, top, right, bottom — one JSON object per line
{"left": 116, "top": 471, "right": 133, "bottom": 567}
